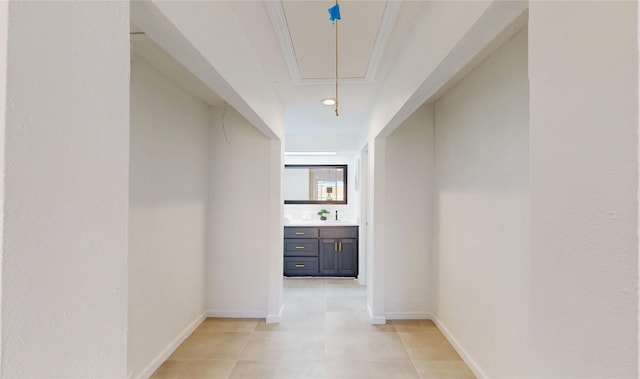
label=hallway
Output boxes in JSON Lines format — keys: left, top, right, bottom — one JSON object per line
{"left": 151, "top": 279, "right": 474, "bottom": 378}
{"left": 1, "top": 2, "right": 638, "bottom": 378}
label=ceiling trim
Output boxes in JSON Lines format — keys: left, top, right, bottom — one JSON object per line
{"left": 265, "top": 1, "right": 303, "bottom": 83}
{"left": 363, "top": 1, "right": 402, "bottom": 83}
{"left": 266, "top": 0, "right": 401, "bottom": 85}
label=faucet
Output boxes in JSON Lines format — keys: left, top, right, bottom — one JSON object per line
{"left": 335, "top": 210, "right": 339, "bottom": 221}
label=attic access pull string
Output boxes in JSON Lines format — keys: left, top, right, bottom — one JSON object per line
{"left": 329, "top": 1, "right": 341, "bottom": 117}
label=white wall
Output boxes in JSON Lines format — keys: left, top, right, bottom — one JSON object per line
{"left": 365, "top": 0, "right": 492, "bottom": 141}
{"left": 433, "top": 27, "right": 529, "bottom": 377}
{"left": 363, "top": 0, "right": 526, "bottom": 325}
{"left": 286, "top": 132, "right": 360, "bottom": 152}
{"left": 132, "top": 3, "right": 285, "bottom": 323}
{"left": 1, "top": 2, "right": 129, "bottom": 377}
{"left": 367, "top": 138, "right": 387, "bottom": 323}
{"left": 128, "top": 55, "right": 210, "bottom": 378}
{"left": 528, "top": 2, "right": 638, "bottom": 377}
{"left": 132, "top": 1, "right": 284, "bottom": 141}
{"left": 266, "top": 139, "right": 284, "bottom": 322}
{"left": 206, "top": 106, "right": 275, "bottom": 317}
{"left": 366, "top": 1, "right": 527, "bottom": 146}
{"left": 384, "top": 104, "right": 434, "bottom": 319}
{"left": 0, "top": 1, "right": 6, "bottom": 365}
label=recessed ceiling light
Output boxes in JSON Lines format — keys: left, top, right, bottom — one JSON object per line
{"left": 322, "top": 98, "right": 336, "bottom": 106}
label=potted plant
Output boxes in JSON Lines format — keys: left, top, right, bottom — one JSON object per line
{"left": 317, "top": 209, "right": 330, "bottom": 221}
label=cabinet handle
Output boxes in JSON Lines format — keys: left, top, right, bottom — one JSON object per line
{"left": 295, "top": 232, "right": 305, "bottom": 235}
{"left": 339, "top": 242, "right": 342, "bottom": 251}
{"left": 295, "top": 246, "right": 305, "bottom": 249}
{"left": 334, "top": 242, "right": 338, "bottom": 251}
{"left": 295, "top": 264, "right": 305, "bottom": 268}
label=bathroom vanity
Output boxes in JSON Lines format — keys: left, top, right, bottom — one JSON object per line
{"left": 284, "top": 224, "right": 358, "bottom": 277}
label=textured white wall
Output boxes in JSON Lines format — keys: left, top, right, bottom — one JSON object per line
{"left": 133, "top": 2, "right": 285, "bottom": 322}
{"left": 128, "top": 55, "right": 209, "bottom": 378}
{"left": 133, "top": 1, "right": 284, "bottom": 141}
{"left": 367, "top": 138, "right": 387, "bottom": 323}
{"left": 434, "top": 27, "right": 529, "bottom": 377}
{"left": 1, "top": 2, "right": 129, "bottom": 377}
{"left": 266, "top": 139, "right": 284, "bottom": 323}
{"left": 365, "top": 0, "right": 492, "bottom": 141}
{"left": 0, "top": 1, "right": 8, "bottom": 365}
{"left": 384, "top": 104, "right": 434, "bottom": 319}
{"left": 206, "top": 107, "right": 273, "bottom": 316}
{"left": 529, "top": 2, "right": 638, "bottom": 377}
{"left": 286, "top": 132, "right": 361, "bottom": 153}
{"left": 364, "top": 0, "right": 524, "bottom": 325}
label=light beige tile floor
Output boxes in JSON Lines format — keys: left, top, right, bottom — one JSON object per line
{"left": 151, "top": 278, "right": 476, "bottom": 379}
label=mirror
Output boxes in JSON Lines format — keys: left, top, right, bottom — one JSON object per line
{"left": 284, "top": 164, "right": 347, "bottom": 204}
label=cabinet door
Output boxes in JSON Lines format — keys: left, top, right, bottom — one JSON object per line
{"left": 337, "top": 239, "right": 357, "bottom": 276}
{"left": 319, "top": 239, "right": 339, "bottom": 275}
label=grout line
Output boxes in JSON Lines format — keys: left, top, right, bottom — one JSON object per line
{"left": 154, "top": 279, "right": 474, "bottom": 377}
{"left": 161, "top": 358, "right": 239, "bottom": 362}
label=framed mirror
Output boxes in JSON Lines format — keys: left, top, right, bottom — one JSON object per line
{"left": 284, "top": 164, "right": 347, "bottom": 204}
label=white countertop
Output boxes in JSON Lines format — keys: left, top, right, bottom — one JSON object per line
{"left": 284, "top": 219, "right": 359, "bottom": 227}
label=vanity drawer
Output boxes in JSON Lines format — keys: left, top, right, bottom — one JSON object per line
{"left": 284, "top": 257, "right": 319, "bottom": 276}
{"left": 319, "top": 226, "right": 358, "bottom": 239}
{"left": 284, "top": 239, "right": 318, "bottom": 256}
{"left": 284, "top": 227, "right": 319, "bottom": 239}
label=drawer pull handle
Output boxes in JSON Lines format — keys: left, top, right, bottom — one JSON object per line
{"left": 339, "top": 242, "right": 342, "bottom": 251}
{"left": 295, "top": 264, "right": 305, "bottom": 268}
{"left": 295, "top": 246, "right": 305, "bottom": 249}
{"left": 295, "top": 232, "right": 305, "bottom": 235}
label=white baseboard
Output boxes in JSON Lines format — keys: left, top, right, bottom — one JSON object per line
{"left": 432, "top": 316, "right": 488, "bottom": 379}
{"left": 136, "top": 313, "right": 206, "bottom": 379}
{"left": 205, "top": 310, "right": 267, "bottom": 319}
{"left": 265, "top": 304, "right": 284, "bottom": 323}
{"left": 367, "top": 304, "right": 386, "bottom": 324}
{"left": 385, "top": 311, "right": 433, "bottom": 320}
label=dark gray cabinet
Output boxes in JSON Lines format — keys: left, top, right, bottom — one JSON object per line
{"left": 284, "top": 226, "right": 358, "bottom": 277}
{"left": 283, "top": 227, "right": 319, "bottom": 276}
{"left": 319, "top": 239, "right": 358, "bottom": 276}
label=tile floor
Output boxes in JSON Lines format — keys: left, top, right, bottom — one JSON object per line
{"left": 151, "top": 278, "right": 475, "bottom": 378}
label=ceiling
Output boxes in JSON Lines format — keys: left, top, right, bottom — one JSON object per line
{"left": 131, "top": 0, "right": 419, "bottom": 146}
{"left": 131, "top": 1, "right": 527, "bottom": 151}
{"left": 270, "top": 1, "right": 391, "bottom": 82}
{"left": 234, "top": 0, "right": 412, "bottom": 138}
